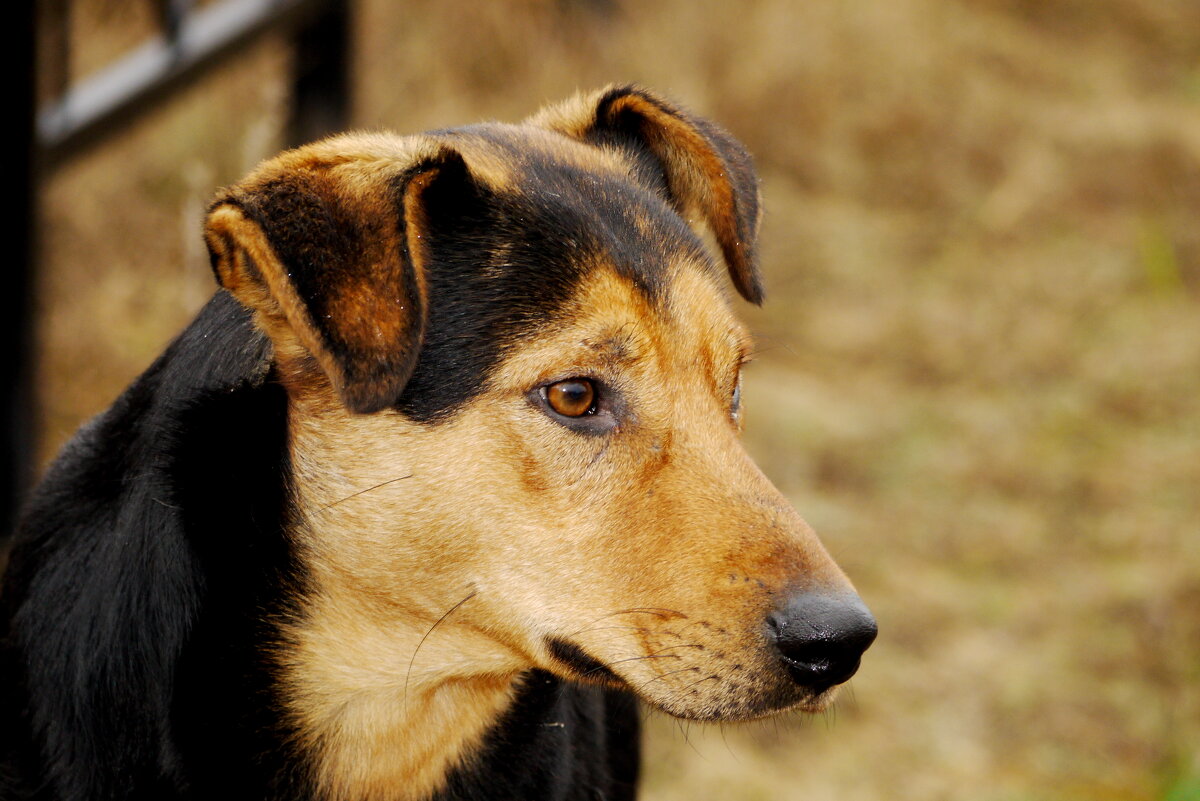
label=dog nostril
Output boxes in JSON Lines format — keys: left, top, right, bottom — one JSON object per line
{"left": 768, "top": 593, "right": 878, "bottom": 693}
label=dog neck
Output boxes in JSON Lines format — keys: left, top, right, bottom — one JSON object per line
{"left": 282, "top": 611, "right": 521, "bottom": 800}
{"left": 281, "top": 384, "right": 533, "bottom": 801}
{"left": 279, "top": 512, "right": 528, "bottom": 801}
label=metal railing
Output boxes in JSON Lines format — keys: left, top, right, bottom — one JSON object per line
{"left": 7, "top": 0, "right": 352, "bottom": 533}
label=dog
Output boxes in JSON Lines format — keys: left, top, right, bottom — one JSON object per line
{"left": 0, "top": 86, "right": 876, "bottom": 801}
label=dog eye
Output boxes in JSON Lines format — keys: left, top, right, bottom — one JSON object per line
{"left": 545, "top": 379, "right": 597, "bottom": 418}
{"left": 731, "top": 372, "right": 744, "bottom": 422}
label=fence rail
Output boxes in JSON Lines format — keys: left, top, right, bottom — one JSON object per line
{"left": 7, "top": 0, "right": 352, "bottom": 534}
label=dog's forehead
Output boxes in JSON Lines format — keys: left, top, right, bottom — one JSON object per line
{"left": 446, "top": 123, "right": 713, "bottom": 297}
{"left": 498, "top": 263, "right": 749, "bottom": 377}
{"left": 435, "top": 123, "right": 631, "bottom": 184}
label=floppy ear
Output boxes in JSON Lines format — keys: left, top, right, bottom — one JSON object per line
{"left": 204, "top": 147, "right": 463, "bottom": 414}
{"left": 531, "top": 86, "right": 764, "bottom": 304}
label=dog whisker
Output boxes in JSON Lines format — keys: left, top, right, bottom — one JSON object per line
{"left": 320, "top": 473, "right": 414, "bottom": 511}
{"left": 574, "top": 651, "right": 670, "bottom": 678}
{"left": 402, "top": 589, "right": 477, "bottom": 710}
{"left": 646, "top": 643, "right": 704, "bottom": 654}
{"left": 567, "top": 624, "right": 647, "bottom": 639}
{"left": 605, "top": 653, "right": 681, "bottom": 668}
{"left": 613, "top": 607, "right": 688, "bottom": 618}
{"left": 566, "top": 607, "right": 686, "bottom": 637}
{"left": 644, "top": 664, "right": 704, "bottom": 686}
{"left": 673, "top": 673, "right": 721, "bottom": 697}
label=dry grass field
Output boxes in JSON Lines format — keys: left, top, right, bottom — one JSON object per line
{"left": 34, "top": 1, "right": 1200, "bottom": 799}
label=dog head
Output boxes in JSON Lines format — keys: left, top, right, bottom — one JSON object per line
{"left": 205, "top": 86, "right": 875, "bottom": 729}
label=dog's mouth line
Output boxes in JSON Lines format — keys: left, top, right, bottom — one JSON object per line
{"left": 544, "top": 636, "right": 626, "bottom": 685}
{"left": 541, "top": 634, "right": 844, "bottom": 716}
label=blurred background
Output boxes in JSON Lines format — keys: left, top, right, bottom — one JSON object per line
{"left": 26, "top": 1, "right": 1200, "bottom": 799}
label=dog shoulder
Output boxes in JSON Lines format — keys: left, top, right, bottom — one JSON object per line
{"left": 0, "top": 291, "right": 304, "bottom": 800}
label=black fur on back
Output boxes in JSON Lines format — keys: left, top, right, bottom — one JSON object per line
{"left": 0, "top": 292, "right": 308, "bottom": 800}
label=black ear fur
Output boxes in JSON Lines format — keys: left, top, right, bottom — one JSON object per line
{"left": 539, "top": 86, "right": 765, "bottom": 304}
{"left": 205, "top": 147, "right": 468, "bottom": 413}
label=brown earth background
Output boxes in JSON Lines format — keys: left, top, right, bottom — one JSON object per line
{"left": 33, "top": 1, "right": 1200, "bottom": 799}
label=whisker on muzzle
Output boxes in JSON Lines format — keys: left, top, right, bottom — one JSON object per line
{"left": 320, "top": 473, "right": 414, "bottom": 511}
{"left": 567, "top": 607, "right": 687, "bottom": 637}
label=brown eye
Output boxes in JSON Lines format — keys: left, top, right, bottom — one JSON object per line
{"left": 545, "top": 379, "right": 596, "bottom": 417}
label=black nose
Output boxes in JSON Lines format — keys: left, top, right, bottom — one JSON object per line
{"left": 767, "top": 592, "right": 878, "bottom": 693}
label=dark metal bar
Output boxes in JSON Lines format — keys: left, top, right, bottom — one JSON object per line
{"left": 159, "top": 0, "right": 197, "bottom": 45}
{"left": 287, "top": 0, "right": 351, "bottom": 147}
{"left": 5, "top": 0, "right": 37, "bottom": 535}
{"left": 43, "top": 0, "right": 73, "bottom": 101}
{"left": 37, "top": 0, "right": 332, "bottom": 172}
{"left": 19, "top": 0, "right": 351, "bottom": 540}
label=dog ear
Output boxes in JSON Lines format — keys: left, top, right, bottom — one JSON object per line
{"left": 204, "top": 147, "right": 464, "bottom": 414}
{"left": 531, "top": 86, "right": 764, "bottom": 304}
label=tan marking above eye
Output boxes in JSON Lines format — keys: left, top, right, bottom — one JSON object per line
{"left": 545, "top": 379, "right": 596, "bottom": 417}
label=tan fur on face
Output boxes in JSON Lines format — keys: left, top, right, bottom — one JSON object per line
{"left": 279, "top": 257, "right": 854, "bottom": 801}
